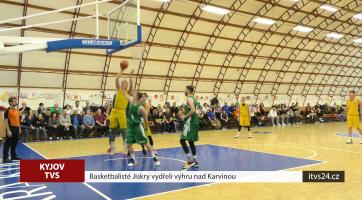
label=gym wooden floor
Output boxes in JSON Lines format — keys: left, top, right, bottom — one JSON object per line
{"left": 27, "top": 122, "right": 362, "bottom": 200}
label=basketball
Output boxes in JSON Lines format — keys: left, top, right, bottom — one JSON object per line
{"left": 120, "top": 60, "right": 129, "bottom": 71}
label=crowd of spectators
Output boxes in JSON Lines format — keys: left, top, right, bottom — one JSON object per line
{"left": 16, "top": 97, "right": 347, "bottom": 142}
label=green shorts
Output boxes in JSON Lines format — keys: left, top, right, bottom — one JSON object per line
{"left": 180, "top": 118, "right": 199, "bottom": 142}
{"left": 125, "top": 124, "right": 148, "bottom": 145}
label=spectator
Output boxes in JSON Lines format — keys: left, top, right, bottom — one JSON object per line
{"left": 70, "top": 110, "right": 82, "bottom": 138}
{"left": 163, "top": 107, "right": 176, "bottom": 133}
{"left": 157, "top": 104, "right": 163, "bottom": 113}
{"left": 229, "top": 103, "right": 236, "bottom": 117}
{"left": 19, "top": 102, "right": 31, "bottom": 116}
{"left": 50, "top": 103, "right": 62, "bottom": 115}
{"left": 305, "top": 103, "right": 312, "bottom": 116}
{"left": 278, "top": 105, "right": 287, "bottom": 126}
{"left": 268, "top": 107, "right": 280, "bottom": 126}
{"left": 336, "top": 106, "right": 345, "bottom": 121}
{"left": 81, "top": 109, "right": 95, "bottom": 137}
{"left": 250, "top": 105, "right": 259, "bottom": 127}
{"left": 171, "top": 102, "right": 179, "bottom": 115}
{"left": 94, "top": 108, "right": 108, "bottom": 137}
{"left": 222, "top": 103, "right": 231, "bottom": 117}
{"left": 83, "top": 101, "right": 91, "bottom": 113}
{"left": 210, "top": 94, "right": 219, "bottom": 107}
{"left": 220, "top": 110, "right": 230, "bottom": 129}
{"left": 37, "top": 103, "right": 46, "bottom": 116}
{"left": 59, "top": 110, "right": 73, "bottom": 139}
{"left": 64, "top": 104, "right": 72, "bottom": 116}
{"left": 206, "top": 108, "right": 217, "bottom": 129}
{"left": 215, "top": 103, "right": 222, "bottom": 120}
{"left": 155, "top": 112, "right": 164, "bottom": 133}
{"left": 259, "top": 103, "right": 266, "bottom": 116}
{"left": 31, "top": 113, "right": 48, "bottom": 141}
{"left": 286, "top": 108, "right": 296, "bottom": 125}
{"left": 48, "top": 112, "right": 60, "bottom": 140}
{"left": 73, "top": 100, "right": 83, "bottom": 115}
{"left": 316, "top": 107, "right": 324, "bottom": 122}
{"left": 20, "top": 113, "right": 32, "bottom": 142}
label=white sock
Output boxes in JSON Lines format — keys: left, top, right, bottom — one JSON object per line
{"left": 110, "top": 142, "right": 115, "bottom": 148}
{"left": 186, "top": 153, "right": 192, "bottom": 161}
{"left": 130, "top": 153, "right": 136, "bottom": 160}
{"left": 193, "top": 155, "right": 197, "bottom": 161}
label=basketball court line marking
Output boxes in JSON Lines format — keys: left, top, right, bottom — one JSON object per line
{"left": 130, "top": 152, "right": 324, "bottom": 200}
{"left": 23, "top": 143, "right": 112, "bottom": 200}
{"left": 104, "top": 156, "right": 185, "bottom": 163}
{"left": 204, "top": 140, "right": 320, "bottom": 160}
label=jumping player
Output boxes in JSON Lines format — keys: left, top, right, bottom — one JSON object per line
{"left": 121, "top": 83, "right": 160, "bottom": 167}
{"left": 346, "top": 90, "right": 362, "bottom": 144}
{"left": 106, "top": 67, "right": 133, "bottom": 155}
{"left": 235, "top": 97, "right": 252, "bottom": 139}
{"left": 140, "top": 93, "right": 157, "bottom": 156}
{"left": 180, "top": 86, "right": 199, "bottom": 170}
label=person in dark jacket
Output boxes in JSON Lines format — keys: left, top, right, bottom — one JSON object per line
{"left": 31, "top": 113, "right": 48, "bottom": 141}
{"left": 70, "top": 110, "right": 82, "bottom": 138}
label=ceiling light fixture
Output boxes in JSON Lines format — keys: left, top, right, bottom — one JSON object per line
{"left": 252, "top": 17, "right": 276, "bottom": 25}
{"left": 326, "top": 32, "right": 344, "bottom": 39}
{"left": 293, "top": 25, "right": 313, "bottom": 33}
{"left": 202, "top": 5, "right": 230, "bottom": 15}
{"left": 354, "top": 38, "right": 362, "bottom": 43}
{"left": 353, "top": 13, "right": 362, "bottom": 20}
{"left": 320, "top": 4, "right": 338, "bottom": 12}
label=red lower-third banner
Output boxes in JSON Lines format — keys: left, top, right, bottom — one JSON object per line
{"left": 20, "top": 160, "right": 85, "bottom": 182}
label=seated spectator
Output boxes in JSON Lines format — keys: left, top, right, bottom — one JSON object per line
{"left": 163, "top": 108, "right": 176, "bottom": 133}
{"left": 59, "top": 110, "right": 74, "bottom": 139}
{"left": 171, "top": 102, "right": 179, "bottom": 116}
{"left": 83, "top": 101, "right": 91, "bottom": 113}
{"left": 50, "top": 103, "right": 62, "bottom": 115}
{"left": 214, "top": 103, "right": 222, "bottom": 120}
{"left": 293, "top": 105, "right": 302, "bottom": 125}
{"left": 177, "top": 109, "right": 185, "bottom": 131}
{"left": 172, "top": 112, "right": 180, "bottom": 131}
{"left": 229, "top": 103, "right": 236, "bottom": 118}
{"left": 268, "top": 106, "right": 280, "bottom": 126}
{"left": 336, "top": 106, "right": 346, "bottom": 121}
{"left": 20, "top": 113, "right": 32, "bottom": 142}
{"left": 222, "top": 103, "right": 231, "bottom": 117}
{"left": 305, "top": 103, "right": 312, "bottom": 117}
{"left": 316, "top": 107, "right": 324, "bottom": 122}
{"left": 94, "top": 108, "right": 108, "bottom": 137}
{"left": 31, "top": 113, "right": 48, "bottom": 141}
{"left": 73, "top": 100, "right": 83, "bottom": 115}
{"left": 155, "top": 112, "right": 165, "bottom": 133}
{"left": 19, "top": 102, "right": 31, "bottom": 116}
{"left": 81, "top": 109, "right": 95, "bottom": 137}
{"left": 70, "top": 110, "right": 82, "bottom": 138}
{"left": 64, "top": 104, "right": 72, "bottom": 115}
{"left": 250, "top": 105, "right": 259, "bottom": 127}
{"left": 278, "top": 105, "right": 287, "bottom": 126}
{"left": 259, "top": 103, "right": 266, "bottom": 116}
{"left": 37, "top": 103, "right": 46, "bottom": 116}
{"left": 207, "top": 108, "right": 221, "bottom": 129}
{"left": 220, "top": 110, "right": 230, "bottom": 129}
{"left": 48, "top": 112, "right": 60, "bottom": 140}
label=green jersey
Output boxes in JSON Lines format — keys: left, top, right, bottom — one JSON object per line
{"left": 185, "top": 96, "right": 199, "bottom": 124}
{"left": 181, "top": 96, "right": 199, "bottom": 142}
{"left": 127, "top": 103, "right": 143, "bottom": 127}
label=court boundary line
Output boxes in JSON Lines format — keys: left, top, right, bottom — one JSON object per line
{"left": 22, "top": 143, "right": 112, "bottom": 200}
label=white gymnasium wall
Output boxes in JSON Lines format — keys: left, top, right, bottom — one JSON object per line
{"left": 0, "top": 87, "right": 351, "bottom": 110}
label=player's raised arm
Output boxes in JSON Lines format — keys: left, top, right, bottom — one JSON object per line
{"left": 128, "top": 69, "right": 134, "bottom": 93}
{"left": 115, "top": 70, "right": 122, "bottom": 91}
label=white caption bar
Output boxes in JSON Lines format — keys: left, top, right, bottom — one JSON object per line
{"left": 85, "top": 171, "right": 302, "bottom": 183}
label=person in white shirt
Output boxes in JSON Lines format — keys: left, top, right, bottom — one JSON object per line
{"left": 268, "top": 106, "right": 280, "bottom": 126}
{"left": 73, "top": 100, "right": 83, "bottom": 115}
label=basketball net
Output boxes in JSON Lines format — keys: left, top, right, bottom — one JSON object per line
{"left": 131, "top": 42, "right": 146, "bottom": 67}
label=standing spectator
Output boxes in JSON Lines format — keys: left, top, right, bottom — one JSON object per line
{"left": 81, "top": 109, "right": 95, "bottom": 137}
{"left": 94, "top": 108, "right": 108, "bottom": 137}
{"left": 73, "top": 100, "right": 83, "bottom": 115}
{"left": 32, "top": 113, "right": 48, "bottom": 141}
{"left": 3, "top": 97, "right": 21, "bottom": 163}
{"left": 220, "top": 110, "right": 230, "bottom": 129}
{"left": 163, "top": 108, "right": 176, "bottom": 133}
{"left": 171, "top": 102, "right": 179, "bottom": 115}
{"left": 37, "top": 103, "right": 46, "bottom": 116}
{"left": 50, "top": 103, "right": 62, "bottom": 115}
{"left": 70, "top": 110, "right": 82, "bottom": 138}
{"left": 59, "top": 110, "right": 73, "bottom": 139}
{"left": 268, "top": 106, "right": 280, "bottom": 126}
{"left": 48, "top": 112, "right": 60, "bottom": 140}
{"left": 20, "top": 113, "right": 32, "bottom": 142}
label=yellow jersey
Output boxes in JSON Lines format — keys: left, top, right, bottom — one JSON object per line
{"left": 347, "top": 97, "right": 359, "bottom": 116}
{"left": 239, "top": 103, "right": 249, "bottom": 117}
{"left": 113, "top": 90, "right": 128, "bottom": 110}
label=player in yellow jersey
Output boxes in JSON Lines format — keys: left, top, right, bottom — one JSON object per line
{"left": 106, "top": 68, "right": 133, "bottom": 155}
{"left": 346, "top": 90, "right": 362, "bottom": 144}
{"left": 235, "top": 97, "right": 252, "bottom": 139}
{"left": 140, "top": 93, "right": 157, "bottom": 156}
